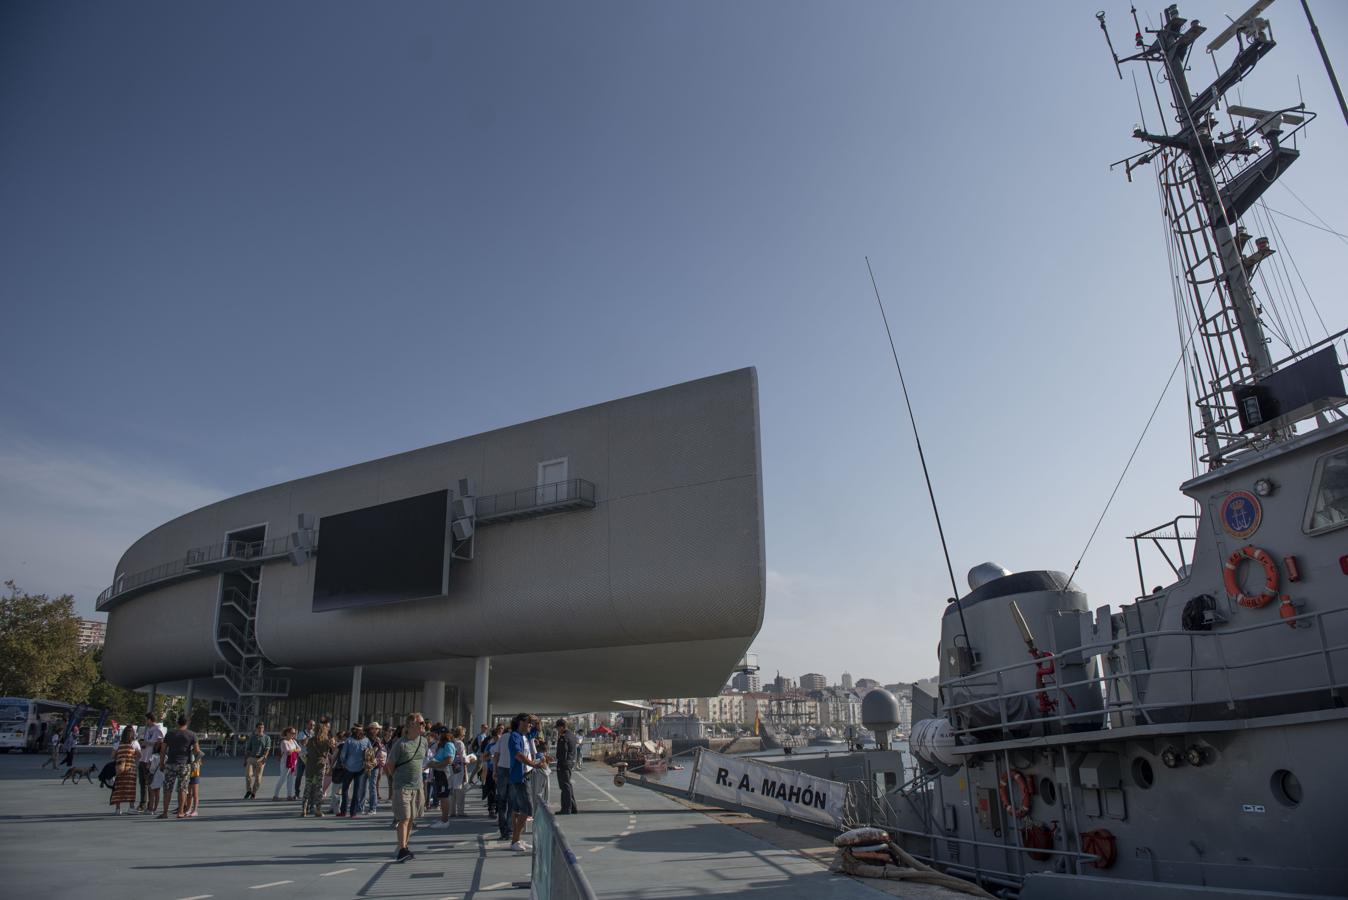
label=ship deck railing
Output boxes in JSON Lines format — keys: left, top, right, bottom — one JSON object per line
{"left": 853, "top": 775, "right": 1107, "bottom": 890}
{"left": 940, "top": 603, "right": 1348, "bottom": 743}
{"left": 1127, "top": 514, "right": 1199, "bottom": 596}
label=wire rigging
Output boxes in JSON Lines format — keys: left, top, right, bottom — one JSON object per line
{"left": 1065, "top": 330, "right": 1194, "bottom": 589}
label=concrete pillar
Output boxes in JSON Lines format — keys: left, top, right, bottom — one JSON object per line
{"left": 473, "top": 656, "right": 491, "bottom": 726}
{"left": 422, "top": 680, "right": 446, "bottom": 725}
{"left": 349, "top": 666, "right": 363, "bottom": 729}
{"left": 184, "top": 680, "right": 195, "bottom": 726}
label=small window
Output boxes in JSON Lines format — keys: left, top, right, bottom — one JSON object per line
{"left": 1304, "top": 448, "right": 1348, "bottom": 535}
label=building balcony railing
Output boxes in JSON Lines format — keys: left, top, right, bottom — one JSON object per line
{"left": 475, "top": 478, "right": 597, "bottom": 524}
{"left": 184, "top": 535, "right": 294, "bottom": 572}
{"left": 96, "top": 534, "right": 308, "bottom": 611}
{"left": 96, "top": 478, "right": 598, "bottom": 611}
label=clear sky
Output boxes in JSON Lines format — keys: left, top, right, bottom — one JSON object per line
{"left": 3, "top": 1, "right": 1345, "bottom": 684}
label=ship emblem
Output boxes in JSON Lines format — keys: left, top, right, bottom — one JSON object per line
{"left": 1220, "top": 491, "right": 1263, "bottom": 539}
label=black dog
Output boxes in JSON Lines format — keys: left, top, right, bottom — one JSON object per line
{"left": 98, "top": 761, "right": 117, "bottom": 789}
{"left": 60, "top": 764, "right": 98, "bottom": 785}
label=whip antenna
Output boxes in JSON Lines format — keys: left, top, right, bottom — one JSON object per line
{"left": 866, "top": 256, "right": 970, "bottom": 646}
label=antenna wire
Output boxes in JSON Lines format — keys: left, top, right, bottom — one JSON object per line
{"left": 865, "top": 257, "right": 970, "bottom": 645}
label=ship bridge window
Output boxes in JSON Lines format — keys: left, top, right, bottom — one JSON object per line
{"left": 1304, "top": 448, "right": 1348, "bottom": 535}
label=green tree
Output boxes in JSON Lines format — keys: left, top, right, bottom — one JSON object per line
{"left": 0, "top": 581, "right": 83, "bottom": 700}
{"left": 86, "top": 648, "right": 156, "bottom": 723}
{"left": 52, "top": 648, "right": 100, "bottom": 706}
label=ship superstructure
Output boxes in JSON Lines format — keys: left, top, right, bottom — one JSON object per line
{"left": 879, "top": 4, "right": 1348, "bottom": 898}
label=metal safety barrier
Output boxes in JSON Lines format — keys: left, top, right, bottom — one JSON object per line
{"left": 530, "top": 804, "right": 597, "bottom": 900}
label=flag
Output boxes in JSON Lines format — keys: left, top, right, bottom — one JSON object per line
{"left": 62, "top": 704, "right": 89, "bottom": 742}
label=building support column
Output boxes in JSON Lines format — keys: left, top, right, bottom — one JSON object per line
{"left": 349, "top": 666, "right": 363, "bottom": 730}
{"left": 184, "top": 679, "right": 195, "bottom": 725}
{"left": 422, "top": 680, "right": 446, "bottom": 725}
{"left": 473, "top": 656, "right": 491, "bottom": 726}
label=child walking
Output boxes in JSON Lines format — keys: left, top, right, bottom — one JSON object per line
{"left": 146, "top": 744, "right": 164, "bottom": 814}
{"left": 186, "top": 748, "right": 203, "bottom": 817}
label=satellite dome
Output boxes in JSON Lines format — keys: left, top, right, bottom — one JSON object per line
{"left": 968, "top": 562, "right": 1013, "bottom": 592}
{"left": 861, "top": 688, "right": 901, "bottom": 733}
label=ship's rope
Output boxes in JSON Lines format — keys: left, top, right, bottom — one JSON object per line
{"left": 1278, "top": 181, "right": 1348, "bottom": 246}
{"left": 1259, "top": 199, "right": 1333, "bottom": 339}
{"left": 1063, "top": 326, "right": 1195, "bottom": 589}
{"left": 1153, "top": 158, "right": 1201, "bottom": 481}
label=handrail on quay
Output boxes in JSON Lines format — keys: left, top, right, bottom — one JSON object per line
{"left": 530, "top": 803, "right": 597, "bottom": 900}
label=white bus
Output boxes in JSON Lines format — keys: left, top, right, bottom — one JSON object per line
{"left": 0, "top": 697, "right": 75, "bottom": 752}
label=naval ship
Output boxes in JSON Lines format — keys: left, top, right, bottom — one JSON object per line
{"left": 882, "top": 3, "right": 1348, "bottom": 898}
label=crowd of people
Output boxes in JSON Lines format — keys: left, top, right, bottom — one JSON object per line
{"left": 107, "top": 713, "right": 202, "bottom": 818}
{"left": 100, "top": 708, "right": 588, "bottom": 862}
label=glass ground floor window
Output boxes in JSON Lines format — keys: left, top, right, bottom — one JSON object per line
{"left": 264, "top": 685, "right": 459, "bottom": 734}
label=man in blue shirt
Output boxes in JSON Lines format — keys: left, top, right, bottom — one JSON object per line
{"left": 338, "top": 724, "right": 371, "bottom": 817}
{"left": 507, "top": 713, "right": 546, "bottom": 852}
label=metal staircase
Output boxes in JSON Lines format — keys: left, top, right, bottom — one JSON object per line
{"left": 209, "top": 566, "right": 288, "bottom": 735}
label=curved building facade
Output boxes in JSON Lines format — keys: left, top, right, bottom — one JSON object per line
{"left": 100, "top": 369, "right": 765, "bottom": 727}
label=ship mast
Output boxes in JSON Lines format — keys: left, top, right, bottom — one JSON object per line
{"left": 1101, "top": 3, "right": 1331, "bottom": 468}
{"left": 1141, "top": 7, "right": 1275, "bottom": 378}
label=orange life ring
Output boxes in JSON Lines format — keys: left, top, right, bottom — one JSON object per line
{"left": 1222, "top": 545, "right": 1279, "bottom": 609}
{"left": 998, "top": 769, "right": 1033, "bottom": 819}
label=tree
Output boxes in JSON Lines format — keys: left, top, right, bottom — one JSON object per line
{"left": 0, "top": 581, "right": 83, "bottom": 699}
{"left": 86, "top": 648, "right": 157, "bottom": 723}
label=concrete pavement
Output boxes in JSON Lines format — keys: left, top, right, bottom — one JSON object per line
{"left": 0, "top": 749, "right": 910, "bottom": 899}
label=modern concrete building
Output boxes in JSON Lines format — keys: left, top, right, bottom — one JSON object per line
{"left": 730, "top": 671, "right": 760, "bottom": 693}
{"left": 98, "top": 370, "right": 766, "bottom": 732}
{"left": 819, "top": 687, "right": 861, "bottom": 728}
{"left": 75, "top": 617, "right": 107, "bottom": 650}
{"left": 799, "top": 672, "right": 827, "bottom": 692}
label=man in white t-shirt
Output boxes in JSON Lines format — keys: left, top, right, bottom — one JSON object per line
{"left": 138, "top": 714, "right": 165, "bottom": 812}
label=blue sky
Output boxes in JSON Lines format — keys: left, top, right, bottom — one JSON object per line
{"left": 3, "top": 1, "right": 1345, "bottom": 683}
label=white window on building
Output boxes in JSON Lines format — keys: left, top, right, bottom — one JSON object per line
{"left": 537, "top": 457, "right": 568, "bottom": 503}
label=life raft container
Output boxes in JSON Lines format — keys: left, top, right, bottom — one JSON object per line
{"left": 1223, "top": 545, "right": 1279, "bottom": 609}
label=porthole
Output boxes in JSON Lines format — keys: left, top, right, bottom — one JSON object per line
{"left": 1271, "top": 769, "right": 1302, "bottom": 807}
{"left": 1039, "top": 777, "right": 1056, "bottom": 805}
{"left": 1132, "top": 757, "right": 1154, "bottom": 789}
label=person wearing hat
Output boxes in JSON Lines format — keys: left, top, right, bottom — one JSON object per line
{"left": 364, "top": 721, "right": 385, "bottom": 814}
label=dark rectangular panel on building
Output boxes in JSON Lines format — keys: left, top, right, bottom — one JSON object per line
{"left": 312, "top": 490, "right": 449, "bottom": 612}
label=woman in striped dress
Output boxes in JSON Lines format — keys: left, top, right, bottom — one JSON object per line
{"left": 110, "top": 726, "right": 139, "bottom": 814}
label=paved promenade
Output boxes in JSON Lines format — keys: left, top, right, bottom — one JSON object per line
{"left": 0, "top": 749, "right": 902, "bottom": 899}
